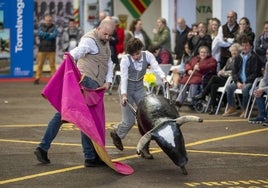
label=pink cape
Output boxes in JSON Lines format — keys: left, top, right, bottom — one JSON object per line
{"left": 42, "top": 54, "right": 134, "bottom": 175}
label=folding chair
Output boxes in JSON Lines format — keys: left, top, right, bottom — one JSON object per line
{"left": 109, "top": 64, "right": 121, "bottom": 93}
{"left": 247, "top": 78, "right": 267, "bottom": 120}
{"left": 223, "top": 77, "right": 262, "bottom": 117}
{"left": 214, "top": 76, "right": 232, "bottom": 115}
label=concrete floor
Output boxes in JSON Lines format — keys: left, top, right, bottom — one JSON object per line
{"left": 0, "top": 80, "right": 268, "bottom": 188}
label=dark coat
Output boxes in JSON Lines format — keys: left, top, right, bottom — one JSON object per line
{"left": 232, "top": 51, "right": 263, "bottom": 84}
{"left": 174, "top": 26, "right": 191, "bottom": 59}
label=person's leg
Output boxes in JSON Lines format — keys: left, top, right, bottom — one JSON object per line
{"left": 111, "top": 94, "right": 136, "bottom": 151}
{"left": 209, "top": 77, "right": 226, "bottom": 112}
{"left": 47, "top": 52, "right": 56, "bottom": 76}
{"left": 35, "top": 112, "right": 62, "bottom": 163}
{"left": 249, "top": 95, "right": 267, "bottom": 124}
{"left": 189, "top": 84, "right": 200, "bottom": 101}
{"left": 79, "top": 76, "right": 106, "bottom": 167}
{"left": 175, "top": 84, "right": 188, "bottom": 106}
{"left": 242, "top": 83, "right": 252, "bottom": 109}
{"left": 34, "top": 52, "right": 46, "bottom": 84}
{"left": 256, "top": 96, "right": 267, "bottom": 118}
{"left": 223, "top": 82, "right": 237, "bottom": 116}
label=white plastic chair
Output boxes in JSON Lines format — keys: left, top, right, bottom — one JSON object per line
{"left": 223, "top": 77, "right": 262, "bottom": 117}
{"left": 109, "top": 64, "right": 121, "bottom": 93}
{"left": 214, "top": 76, "right": 233, "bottom": 115}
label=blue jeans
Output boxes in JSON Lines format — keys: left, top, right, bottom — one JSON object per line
{"left": 226, "top": 82, "right": 252, "bottom": 109}
{"left": 256, "top": 95, "right": 267, "bottom": 118}
{"left": 39, "top": 76, "right": 100, "bottom": 160}
{"left": 176, "top": 84, "right": 200, "bottom": 104}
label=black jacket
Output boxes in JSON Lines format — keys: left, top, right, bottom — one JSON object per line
{"left": 232, "top": 51, "right": 263, "bottom": 84}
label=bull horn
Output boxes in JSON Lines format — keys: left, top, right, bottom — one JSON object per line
{"left": 175, "top": 115, "right": 203, "bottom": 125}
{"left": 136, "top": 133, "right": 152, "bottom": 155}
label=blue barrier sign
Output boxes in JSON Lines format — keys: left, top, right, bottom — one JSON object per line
{"left": 0, "top": 0, "right": 34, "bottom": 78}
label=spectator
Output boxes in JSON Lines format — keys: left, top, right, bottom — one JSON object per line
{"left": 110, "top": 38, "right": 167, "bottom": 159}
{"left": 111, "top": 16, "right": 125, "bottom": 55}
{"left": 213, "top": 11, "right": 239, "bottom": 70}
{"left": 61, "top": 18, "right": 83, "bottom": 52}
{"left": 248, "top": 48, "right": 268, "bottom": 126}
{"left": 235, "top": 17, "right": 255, "bottom": 44}
{"left": 255, "top": 20, "right": 268, "bottom": 64}
{"left": 188, "top": 22, "right": 212, "bottom": 56}
{"left": 152, "top": 17, "right": 171, "bottom": 52}
{"left": 94, "top": 11, "right": 107, "bottom": 28}
{"left": 210, "top": 17, "right": 221, "bottom": 70}
{"left": 34, "top": 18, "right": 115, "bottom": 167}
{"left": 34, "top": 14, "right": 58, "bottom": 85}
{"left": 170, "top": 42, "right": 193, "bottom": 91}
{"left": 223, "top": 37, "right": 263, "bottom": 117}
{"left": 174, "top": 45, "right": 217, "bottom": 108}
{"left": 148, "top": 44, "right": 174, "bottom": 65}
{"left": 194, "top": 43, "right": 241, "bottom": 114}
{"left": 124, "top": 18, "right": 151, "bottom": 51}
{"left": 174, "top": 17, "right": 191, "bottom": 62}
{"left": 209, "top": 17, "right": 221, "bottom": 41}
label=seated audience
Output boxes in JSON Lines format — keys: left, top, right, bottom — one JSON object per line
{"left": 222, "top": 37, "right": 263, "bottom": 117}
{"left": 194, "top": 43, "right": 241, "bottom": 114}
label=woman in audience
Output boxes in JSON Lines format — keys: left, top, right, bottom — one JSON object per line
{"left": 235, "top": 17, "right": 255, "bottom": 44}
{"left": 255, "top": 20, "right": 268, "bottom": 64}
{"left": 174, "top": 45, "right": 217, "bottom": 109}
{"left": 170, "top": 42, "right": 193, "bottom": 91}
{"left": 124, "top": 18, "right": 151, "bottom": 51}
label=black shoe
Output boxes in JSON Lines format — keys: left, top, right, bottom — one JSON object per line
{"left": 34, "top": 79, "right": 40, "bottom": 85}
{"left": 110, "top": 130, "right": 123, "bottom": 151}
{"left": 208, "top": 106, "right": 217, "bottom": 115}
{"left": 34, "top": 147, "right": 50, "bottom": 164}
{"left": 175, "top": 101, "right": 182, "bottom": 108}
{"left": 248, "top": 117, "right": 266, "bottom": 124}
{"left": 84, "top": 158, "right": 107, "bottom": 167}
{"left": 193, "top": 93, "right": 205, "bottom": 100}
{"left": 262, "top": 118, "right": 268, "bottom": 126}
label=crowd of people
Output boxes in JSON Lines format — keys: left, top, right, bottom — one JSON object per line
{"left": 34, "top": 10, "right": 268, "bottom": 167}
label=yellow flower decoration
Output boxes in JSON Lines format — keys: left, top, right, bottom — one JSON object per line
{"left": 144, "top": 72, "right": 157, "bottom": 87}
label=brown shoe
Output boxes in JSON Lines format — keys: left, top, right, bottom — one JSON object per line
{"left": 222, "top": 106, "right": 237, "bottom": 117}
{"left": 240, "top": 110, "right": 246, "bottom": 118}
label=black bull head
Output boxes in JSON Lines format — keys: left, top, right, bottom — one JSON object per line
{"left": 133, "top": 94, "right": 203, "bottom": 175}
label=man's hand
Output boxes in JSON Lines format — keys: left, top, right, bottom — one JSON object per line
{"left": 103, "top": 82, "right": 110, "bottom": 90}
{"left": 236, "top": 82, "right": 244, "bottom": 89}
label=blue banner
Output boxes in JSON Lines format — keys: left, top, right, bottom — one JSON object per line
{"left": 0, "top": 0, "right": 34, "bottom": 78}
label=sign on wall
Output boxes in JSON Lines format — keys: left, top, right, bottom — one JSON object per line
{"left": 0, "top": 0, "right": 34, "bottom": 78}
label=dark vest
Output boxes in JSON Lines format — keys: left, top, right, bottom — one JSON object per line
{"left": 221, "top": 23, "right": 239, "bottom": 58}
